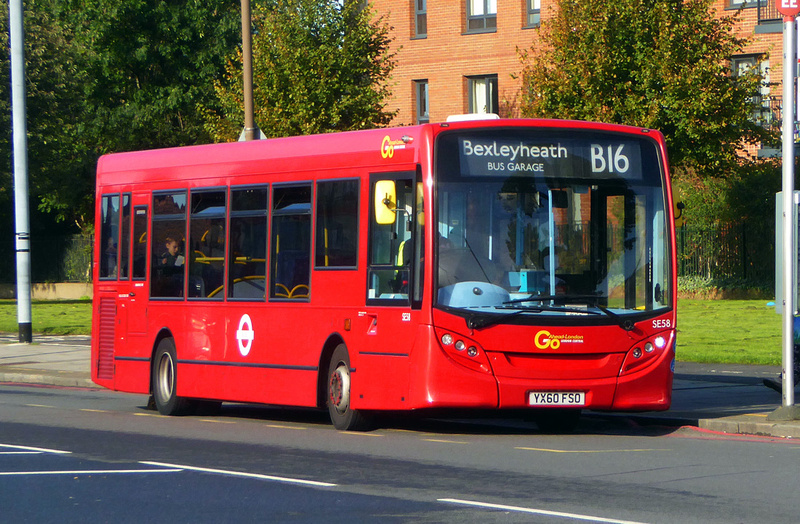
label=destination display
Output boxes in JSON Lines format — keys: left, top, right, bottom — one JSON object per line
{"left": 457, "top": 136, "right": 643, "bottom": 180}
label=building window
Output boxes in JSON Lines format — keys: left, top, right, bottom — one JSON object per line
{"left": 527, "top": 0, "right": 540, "bottom": 27}
{"left": 415, "top": 0, "right": 427, "bottom": 38}
{"left": 467, "top": 0, "right": 497, "bottom": 32}
{"left": 731, "top": 55, "right": 772, "bottom": 129}
{"left": 415, "top": 80, "right": 429, "bottom": 124}
{"left": 467, "top": 75, "right": 498, "bottom": 114}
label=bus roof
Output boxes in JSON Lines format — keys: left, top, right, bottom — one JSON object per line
{"left": 96, "top": 119, "right": 662, "bottom": 188}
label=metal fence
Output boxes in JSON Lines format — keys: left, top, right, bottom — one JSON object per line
{"left": 676, "top": 221, "right": 774, "bottom": 285}
{"left": 0, "top": 234, "right": 93, "bottom": 284}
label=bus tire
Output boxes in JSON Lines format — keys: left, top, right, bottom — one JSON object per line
{"left": 152, "top": 337, "right": 190, "bottom": 416}
{"left": 326, "top": 344, "right": 372, "bottom": 431}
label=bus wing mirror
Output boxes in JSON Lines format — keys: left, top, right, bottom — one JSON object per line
{"left": 375, "top": 180, "right": 397, "bottom": 225}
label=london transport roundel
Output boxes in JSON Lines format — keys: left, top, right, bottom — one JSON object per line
{"left": 236, "top": 314, "right": 254, "bottom": 357}
{"left": 777, "top": 0, "right": 800, "bottom": 18}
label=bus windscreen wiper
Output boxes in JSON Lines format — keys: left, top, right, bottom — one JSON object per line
{"left": 502, "top": 294, "right": 636, "bottom": 331}
{"left": 503, "top": 294, "right": 602, "bottom": 306}
{"left": 467, "top": 303, "right": 601, "bottom": 330}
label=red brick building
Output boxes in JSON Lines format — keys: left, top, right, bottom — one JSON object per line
{"left": 372, "top": 0, "right": 788, "bottom": 155}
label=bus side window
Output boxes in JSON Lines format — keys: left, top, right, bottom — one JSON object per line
{"left": 187, "top": 190, "right": 226, "bottom": 299}
{"left": 271, "top": 185, "right": 312, "bottom": 300}
{"left": 315, "top": 179, "right": 359, "bottom": 269}
{"left": 151, "top": 192, "right": 187, "bottom": 298}
{"left": 99, "top": 194, "right": 120, "bottom": 280}
{"left": 367, "top": 176, "right": 414, "bottom": 302}
{"left": 132, "top": 206, "right": 148, "bottom": 280}
{"left": 229, "top": 186, "right": 268, "bottom": 300}
{"left": 119, "top": 194, "right": 131, "bottom": 279}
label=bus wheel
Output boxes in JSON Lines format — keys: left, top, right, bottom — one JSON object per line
{"left": 532, "top": 409, "right": 581, "bottom": 433}
{"left": 326, "top": 345, "right": 372, "bottom": 431}
{"left": 152, "top": 337, "right": 190, "bottom": 416}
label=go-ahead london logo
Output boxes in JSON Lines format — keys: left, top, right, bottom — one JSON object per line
{"left": 534, "top": 330, "right": 584, "bottom": 350}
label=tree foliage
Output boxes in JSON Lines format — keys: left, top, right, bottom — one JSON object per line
{"left": 205, "top": 0, "right": 397, "bottom": 141}
{"left": 70, "top": 0, "right": 242, "bottom": 151}
{"left": 0, "top": 0, "right": 243, "bottom": 228}
{"left": 519, "top": 0, "right": 773, "bottom": 178}
{"left": 0, "top": 0, "right": 94, "bottom": 226}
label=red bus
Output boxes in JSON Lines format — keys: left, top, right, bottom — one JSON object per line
{"left": 92, "top": 118, "right": 676, "bottom": 431}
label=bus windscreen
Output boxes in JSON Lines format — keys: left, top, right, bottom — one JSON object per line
{"left": 435, "top": 128, "right": 670, "bottom": 320}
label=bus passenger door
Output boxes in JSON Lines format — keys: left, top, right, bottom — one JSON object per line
{"left": 359, "top": 173, "right": 423, "bottom": 408}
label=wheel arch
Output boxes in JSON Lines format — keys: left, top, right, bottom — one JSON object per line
{"left": 317, "top": 333, "right": 347, "bottom": 408}
{"left": 149, "top": 327, "right": 175, "bottom": 395}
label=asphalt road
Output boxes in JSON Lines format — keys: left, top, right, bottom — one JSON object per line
{"left": 1, "top": 383, "right": 799, "bottom": 523}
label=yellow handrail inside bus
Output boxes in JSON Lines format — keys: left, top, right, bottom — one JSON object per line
{"left": 207, "top": 275, "right": 265, "bottom": 298}
{"left": 274, "top": 283, "right": 309, "bottom": 299}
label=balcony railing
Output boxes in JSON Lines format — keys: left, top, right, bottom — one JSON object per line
{"left": 755, "top": 94, "right": 781, "bottom": 133}
{"left": 758, "top": 0, "right": 780, "bottom": 24}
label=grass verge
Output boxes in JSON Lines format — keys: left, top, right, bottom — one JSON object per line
{"left": 0, "top": 299, "right": 92, "bottom": 335}
{"left": 677, "top": 299, "right": 781, "bottom": 366}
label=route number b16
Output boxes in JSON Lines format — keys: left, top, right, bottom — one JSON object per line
{"left": 591, "top": 144, "right": 630, "bottom": 174}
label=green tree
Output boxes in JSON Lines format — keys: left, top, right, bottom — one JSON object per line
{"left": 518, "top": 0, "right": 772, "bottom": 178}
{"left": 0, "top": 0, "right": 94, "bottom": 227}
{"left": 71, "top": 0, "right": 243, "bottom": 152}
{"left": 205, "top": 0, "right": 397, "bottom": 141}
{"left": 0, "top": 0, "right": 244, "bottom": 228}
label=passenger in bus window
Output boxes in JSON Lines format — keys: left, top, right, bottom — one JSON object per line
{"left": 104, "top": 237, "right": 118, "bottom": 277}
{"left": 161, "top": 237, "right": 184, "bottom": 267}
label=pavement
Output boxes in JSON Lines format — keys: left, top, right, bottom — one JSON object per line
{"left": 2, "top": 333, "right": 800, "bottom": 438}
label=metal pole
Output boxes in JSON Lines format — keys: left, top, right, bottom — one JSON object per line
{"left": 241, "top": 0, "right": 256, "bottom": 141}
{"left": 9, "top": 0, "right": 32, "bottom": 343}
{"left": 781, "top": 17, "right": 796, "bottom": 408}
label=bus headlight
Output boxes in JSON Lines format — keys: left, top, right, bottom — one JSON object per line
{"left": 434, "top": 328, "right": 493, "bottom": 374}
{"left": 621, "top": 333, "right": 673, "bottom": 375}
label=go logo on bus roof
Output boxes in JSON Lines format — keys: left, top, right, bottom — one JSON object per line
{"left": 381, "top": 135, "right": 408, "bottom": 159}
{"left": 534, "top": 330, "right": 584, "bottom": 350}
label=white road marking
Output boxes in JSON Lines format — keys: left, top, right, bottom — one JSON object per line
{"left": 0, "top": 443, "right": 71, "bottom": 454}
{"left": 438, "top": 498, "right": 649, "bottom": 524}
{"left": 0, "top": 468, "right": 182, "bottom": 476}
{"left": 140, "top": 461, "right": 337, "bottom": 487}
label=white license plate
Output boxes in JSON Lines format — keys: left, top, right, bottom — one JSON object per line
{"left": 528, "top": 391, "right": 585, "bottom": 406}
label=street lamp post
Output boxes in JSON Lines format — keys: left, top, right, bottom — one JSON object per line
{"left": 241, "top": 0, "right": 257, "bottom": 141}
{"left": 9, "top": 0, "right": 33, "bottom": 343}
